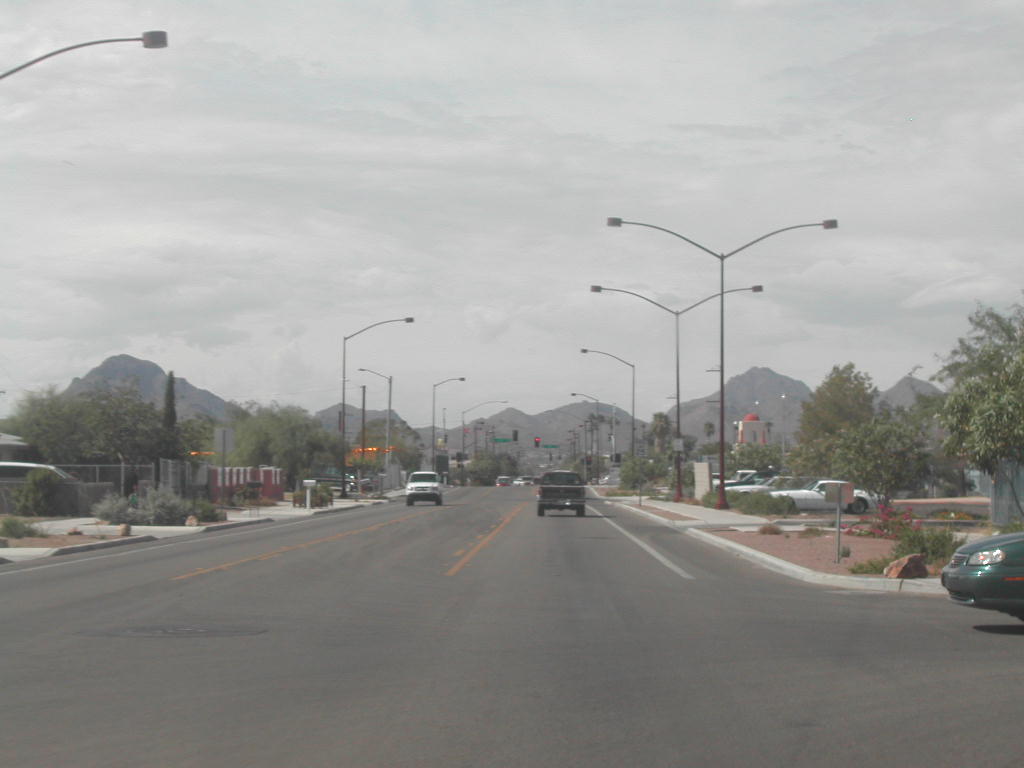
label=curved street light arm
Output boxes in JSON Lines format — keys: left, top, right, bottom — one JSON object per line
{"left": 461, "top": 399, "right": 507, "bottom": 419}
{"left": 678, "top": 285, "right": 763, "bottom": 315}
{"left": 724, "top": 221, "right": 838, "bottom": 259}
{"left": 610, "top": 219, "right": 721, "bottom": 260}
{"left": 0, "top": 32, "right": 168, "bottom": 81}
{"left": 591, "top": 285, "right": 675, "bottom": 315}
{"left": 580, "top": 348, "right": 634, "bottom": 369}
{"left": 345, "top": 316, "right": 414, "bottom": 343}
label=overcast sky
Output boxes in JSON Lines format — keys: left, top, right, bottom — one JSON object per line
{"left": 1, "top": 0, "right": 1021, "bottom": 428}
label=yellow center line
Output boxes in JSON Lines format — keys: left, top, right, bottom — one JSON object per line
{"left": 171, "top": 508, "right": 435, "bottom": 581}
{"left": 446, "top": 502, "right": 524, "bottom": 576}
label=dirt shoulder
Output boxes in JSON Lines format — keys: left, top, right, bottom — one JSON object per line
{"left": 709, "top": 530, "right": 896, "bottom": 576}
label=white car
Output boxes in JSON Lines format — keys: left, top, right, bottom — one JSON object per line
{"left": 405, "top": 471, "right": 443, "bottom": 506}
{"left": 512, "top": 476, "right": 532, "bottom": 486}
{"left": 770, "top": 479, "right": 877, "bottom": 514}
{"left": 728, "top": 475, "right": 804, "bottom": 494}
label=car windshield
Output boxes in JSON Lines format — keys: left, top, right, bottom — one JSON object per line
{"left": 541, "top": 472, "right": 582, "bottom": 485}
{"left": 409, "top": 473, "right": 438, "bottom": 483}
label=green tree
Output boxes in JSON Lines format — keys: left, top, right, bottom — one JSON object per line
{"left": 937, "top": 300, "right": 1024, "bottom": 513}
{"left": 789, "top": 364, "right": 877, "bottom": 476}
{"left": 160, "top": 371, "right": 181, "bottom": 460}
{"left": 466, "top": 453, "right": 519, "bottom": 486}
{"left": 619, "top": 454, "right": 670, "bottom": 490}
{"left": 831, "top": 411, "right": 929, "bottom": 501}
{"left": 6, "top": 387, "right": 93, "bottom": 463}
{"left": 230, "top": 402, "right": 343, "bottom": 488}
{"left": 81, "top": 386, "right": 163, "bottom": 465}
{"left": 731, "top": 443, "right": 783, "bottom": 474}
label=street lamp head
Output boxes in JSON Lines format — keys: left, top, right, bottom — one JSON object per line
{"left": 606, "top": 217, "right": 623, "bottom": 227}
{"left": 751, "top": 285, "right": 764, "bottom": 292}
{"left": 580, "top": 348, "right": 589, "bottom": 353}
{"left": 142, "top": 31, "right": 168, "bottom": 48}
{"left": 590, "top": 285, "right": 603, "bottom": 293}
{"left": 458, "top": 377, "right": 465, "bottom": 381}
{"left": 822, "top": 219, "right": 838, "bottom": 229}
{"left": 403, "top": 317, "right": 415, "bottom": 323}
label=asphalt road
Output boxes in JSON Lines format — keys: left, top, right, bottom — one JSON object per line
{"left": 1, "top": 486, "right": 1021, "bottom": 767}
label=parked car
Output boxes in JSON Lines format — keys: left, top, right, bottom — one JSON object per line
{"left": 728, "top": 475, "right": 807, "bottom": 494}
{"left": 942, "top": 531, "right": 1024, "bottom": 622}
{"left": 769, "top": 479, "right": 877, "bottom": 514}
{"left": 495, "top": 476, "right": 512, "bottom": 487}
{"left": 0, "top": 461, "right": 76, "bottom": 481}
{"left": 405, "top": 471, "right": 443, "bottom": 506}
{"left": 512, "top": 476, "right": 532, "bottom": 486}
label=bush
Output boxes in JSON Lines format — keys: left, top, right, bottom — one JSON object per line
{"left": 849, "top": 556, "right": 892, "bottom": 574}
{"left": 733, "top": 492, "right": 797, "bottom": 516}
{"left": 13, "top": 468, "right": 61, "bottom": 517}
{"left": 0, "top": 516, "right": 45, "bottom": 539}
{"left": 144, "top": 487, "right": 193, "bottom": 525}
{"left": 192, "top": 500, "right": 225, "bottom": 522}
{"left": 892, "top": 526, "right": 966, "bottom": 566}
{"left": 758, "top": 523, "right": 783, "bottom": 535}
{"left": 798, "top": 527, "right": 825, "bottom": 538}
{"left": 846, "top": 505, "right": 918, "bottom": 539}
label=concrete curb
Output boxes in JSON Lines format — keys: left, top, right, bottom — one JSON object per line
{"left": 51, "top": 535, "right": 159, "bottom": 556}
{"left": 606, "top": 497, "right": 945, "bottom": 596}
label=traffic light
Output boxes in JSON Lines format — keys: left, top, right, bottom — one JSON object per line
{"left": 534, "top": 436, "right": 541, "bottom": 448}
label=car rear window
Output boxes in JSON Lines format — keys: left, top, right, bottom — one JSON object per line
{"left": 540, "top": 472, "right": 582, "bottom": 485}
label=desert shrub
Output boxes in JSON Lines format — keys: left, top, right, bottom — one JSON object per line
{"left": 846, "top": 505, "right": 918, "bottom": 539}
{"left": 798, "top": 527, "right": 825, "bottom": 538}
{"left": 192, "top": 500, "right": 225, "bottom": 522}
{"left": 13, "top": 468, "right": 61, "bottom": 517}
{"left": 733, "top": 492, "right": 797, "bottom": 516}
{"left": 892, "top": 526, "right": 966, "bottom": 566}
{"left": 143, "top": 486, "right": 193, "bottom": 525}
{"left": 91, "top": 493, "right": 149, "bottom": 524}
{"left": 758, "top": 523, "right": 783, "bottom": 535}
{"left": 849, "top": 556, "right": 892, "bottom": 574}
{"left": 840, "top": 545, "right": 851, "bottom": 558}
{"left": 0, "top": 516, "right": 45, "bottom": 538}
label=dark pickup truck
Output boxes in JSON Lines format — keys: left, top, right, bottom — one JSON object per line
{"left": 536, "top": 470, "right": 586, "bottom": 517}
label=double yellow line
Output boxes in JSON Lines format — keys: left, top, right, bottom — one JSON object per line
{"left": 446, "top": 502, "right": 524, "bottom": 576}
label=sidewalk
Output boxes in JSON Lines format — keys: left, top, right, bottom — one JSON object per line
{"left": 0, "top": 495, "right": 396, "bottom": 564}
{"left": 602, "top": 492, "right": 946, "bottom": 595}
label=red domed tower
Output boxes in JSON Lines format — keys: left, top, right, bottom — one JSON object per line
{"left": 737, "top": 413, "right": 768, "bottom": 445}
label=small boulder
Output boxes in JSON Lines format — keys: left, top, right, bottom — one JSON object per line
{"left": 185, "top": 515, "right": 200, "bottom": 527}
{"left": 0, "top": 537, "right": 8, "bottom": 548}
{"left": 884, "top": 553, "right": 929, "bottom": 579}
{"left": 118, "top": 523, "right": 132, "bottom": 537}
{"left": 66, "top": 527, "right": 82, "bottom": 536}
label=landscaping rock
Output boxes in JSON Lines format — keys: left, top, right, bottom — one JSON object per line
{"left": 185, "top": 515, "right": 200, "bottom": 526}
{"left": 884, "top": 553, "right": 929, "bottom": 579}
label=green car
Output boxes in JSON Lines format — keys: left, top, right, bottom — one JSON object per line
{"left": 941, "top": 532, "right": 1024, "bottom": 621}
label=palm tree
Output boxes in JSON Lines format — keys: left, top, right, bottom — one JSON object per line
{"left": 704, "top": 421, "right": 715, "bottom": 439}
{"left": 650, "top": 412, "right": 671, "bottom": 454}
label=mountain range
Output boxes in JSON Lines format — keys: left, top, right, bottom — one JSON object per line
{"left": 59, "top": 355, "right": 943, "bottom": 452}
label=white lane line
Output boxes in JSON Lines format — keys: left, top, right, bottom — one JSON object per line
{"left": 598, "top": 509, "right": 695, "bottom": 580}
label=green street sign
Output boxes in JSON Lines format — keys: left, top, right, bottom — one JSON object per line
{"left": 542, "top": 444, "right": 559, "bottom": 449}
{"left": 492, "top": 437, "right": 512, "bottom": 443}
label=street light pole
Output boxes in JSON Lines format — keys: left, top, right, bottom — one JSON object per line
{"left": 607, "top": 216, "right": 837, "bottom": 508}
{"left": 358, "top": 367, "right": 393, "bottom": 491}
{"left": 571, "top": 392, "right": 601, "bottom": 482}
{"left": 432, "top": 377, "right": 466, "bottom": 471}
{"left": 580, "top": 348, "right": 635, "bottom": 458}
{"left": 1, "top": 32, "right": 168, "bottom": 81}
{"left": 461, "top": 400, "right": 509, "bottom": 462}
{"left": 341, "top": 317, "right": 414, "bottom": 498}
{"left": 591, "top": 284, "right": 763, "bottom": 502}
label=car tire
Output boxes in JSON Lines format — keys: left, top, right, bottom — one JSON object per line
{"left": 537, "top": 507, "right": 545, "bottom": 516}
{"left": 435, "top": 497, "right": 442, "bottom": 506}
{"left": 406, "top": 498, "right": 413, "bottom": 506}
{"left": 576, "top": 506, "right": 585, "bottom": 517}
{"left": 850, "top": 497, "right": 868, "bottom": 514}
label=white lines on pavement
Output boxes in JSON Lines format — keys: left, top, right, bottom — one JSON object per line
{"left": 598, "top": 509, "right": 695, "bottom": 581}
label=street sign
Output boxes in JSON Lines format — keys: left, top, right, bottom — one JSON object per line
{"left": 542, "top": 444, "right": 558, "bottom": 449}
{"left": 493, "top": 437, "right": 512, "bottom": 443}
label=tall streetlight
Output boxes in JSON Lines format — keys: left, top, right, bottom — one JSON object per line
{"left": 358, "top": 367, "right": 394, "bottom": 491}
{"left": 607, "top": 216, "right": 837, "bottom": 508}
{"left": 341, "top": 317, "right": 414, "bottom": 497}
{"left": 461, "top": 400, "right": 508, "bottom": 460}
{"left": 580, "top": 348, "right": 636, "bottom": 458}
{"left": 591, "top": 284, "right": 763, "bottom": 502}
{"left": 570, "top": 392, "right": 601, "bottom": 482}
{"left": 432, "top": 377, "right": 466, "bottom": 470}
{"left": 1, "top": 32, "right": 168, "bottom": 81}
